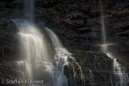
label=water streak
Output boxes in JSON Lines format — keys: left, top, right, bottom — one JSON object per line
{"left": 44, "top": 27, "right": 63, "bottom": 48}
{"left": 100, "top": 0, "right": 106, "bottom": 44}
{"left": 24, "top": 0, "right": 34, "bottom": 22}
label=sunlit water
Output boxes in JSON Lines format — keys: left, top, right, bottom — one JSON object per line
{"left": 13, "top": 19, "right": 68, "bottom": 86}
{"left": 13, "top": 19, "right": 84, "bottom": 86}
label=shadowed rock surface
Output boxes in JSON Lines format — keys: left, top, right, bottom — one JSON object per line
{"left": 0, "top": 0, "right": 129, "bottom": 86}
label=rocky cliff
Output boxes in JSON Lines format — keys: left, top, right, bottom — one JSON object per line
{"left": 0, "top": 0, "right": 129, "bottom": 86}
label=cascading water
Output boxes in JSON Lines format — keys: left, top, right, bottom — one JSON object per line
{"left": 13, "top": 0, "right": 84, "bottom": 86}
{"left": 13, "top": 20, "right": 51, "bottom": 85}
{"left": 99, "top": 0, "right": 128, "bottom": 86}
{"left": 44, "top": 27, "right": 63, "bottom": 48}
{"left": 14, "top": 19, "right": 70, "bottom": 86}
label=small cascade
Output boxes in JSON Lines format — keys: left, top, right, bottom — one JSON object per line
{"left": 113, "top": 59, "right": 128, "bottom": 86}
{"left": 103, "top": 48, "right": 128, "bottom": 86}
{"left": 99, "top": 0, "right": 129, "bottom": 86}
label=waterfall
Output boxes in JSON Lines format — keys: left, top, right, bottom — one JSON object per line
{"left": 99, "top": 0, "right": 129, "bottom": 86}
{"left": 14, "top": 19, "right": 70, "bottom": 86}
{"left": 13, "top": 0, "right": 85, "bottom": 86}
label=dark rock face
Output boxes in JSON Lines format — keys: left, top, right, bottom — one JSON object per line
{"left": 0, "top": 0, "right": 129, "bottom": 86}
{"left": 35, "top": 0, "right": 102, "bottom": 51}
{"left": 0, "top": 18, "right": 19, "bottom": 60}
{"left": 0, "top": 61, "right": 23, "bottom": 86}
{"left": 34, "top": 0, "right": 129, "bottom": 66}
{"left": 0, "top": 0, "right": 23, "bottom": 19}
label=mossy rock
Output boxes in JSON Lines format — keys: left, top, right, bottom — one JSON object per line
{"left": 64, "top": 49, "right": 114, "bottom": 86}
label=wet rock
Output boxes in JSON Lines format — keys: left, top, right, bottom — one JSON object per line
{"left": 0, "top": 18, "right": 18, "bottom": 32}
{"left": 0, "top": 61, "right": 24, "bottom": 86}
{"left": 0, "top": 18, "right": 19, "bottom": 59}
{"left": 0, "top": 61, "right": 23, "bottom": 79}
{"left": 64, "top": 50, "right": 113, "bottom": 86}
{"left": 0, "top": 0, "right": 129, "bottom": 85}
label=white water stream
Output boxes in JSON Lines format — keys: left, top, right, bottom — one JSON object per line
{"left": 13, "top": 19, "right": 70, "bottom": 86}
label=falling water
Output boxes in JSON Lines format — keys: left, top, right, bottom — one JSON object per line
{"left": 13, "top": 20, "right": 50, "bottom": 82}
{"left": 113, "top": 59, "right": 128, "bottom": 86}
{"left": 13, "top": 19, "right": 69, "bottom": 86}
{"left": 44, "top": 27, "right": 63, "bottom": 48}
{"left": 24, "top": 0, "right": 34, "bottom": 22}
{"left": 99, "top": 0, "right": 128, "bottom": 86}
{"left": 13, "top": 0, "right": 85, "bottom": 86}
{"left": 100, "top": 0, "right": 106, "bottom": 44}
